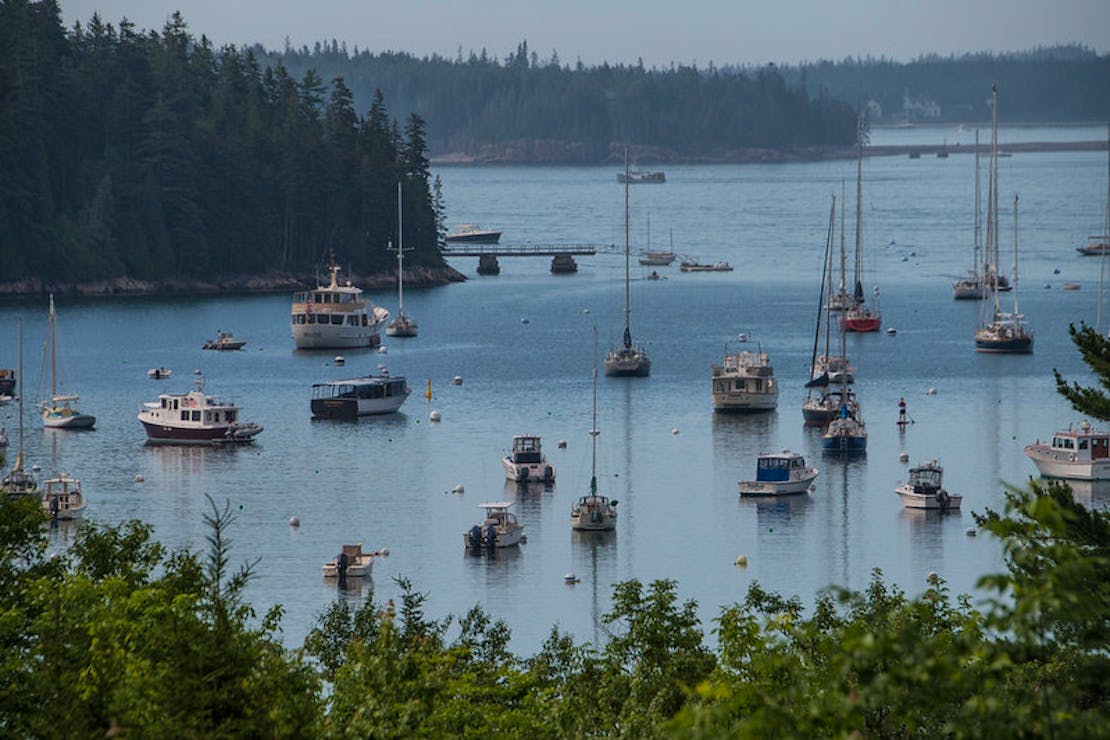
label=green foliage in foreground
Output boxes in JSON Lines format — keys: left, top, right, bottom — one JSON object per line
{"left": 1, "top": 482, "right": 1106, "bottom": 737}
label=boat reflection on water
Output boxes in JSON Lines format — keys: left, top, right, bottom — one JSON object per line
{"left": 1046, "top": 478, "right": 1110, "bottom": 509}
{"left": 571, "top": 528, "right": 617, "bottom": 646}
{"left": 504, "top": 480, "right": 552, "bottom": 522}
{"left": 45, "top": 517, "right": 81, "bottom": 545}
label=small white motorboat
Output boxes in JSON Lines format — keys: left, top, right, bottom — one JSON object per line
{"left": 147, "top": 367, "right": 172, "bottom": 379}
{"left": 896, "top": 459, "right": 962, "bottom": 511}
{"left": 42, "top": 471, "right": 86, "bottom": 520}
{"left": 738, "top": 450, "right": 819, "bottom": 496}
{"left": 464, "top": 502, "right": 524, "bottom": 549}
{"left": 501, "top": 434, "right": 555, "bottom": 483}
{"left": 322, "top": 543, "right": 387, "bottom": 578}
{"left": 202, "top": 330, "right": 247, "bottom": 350}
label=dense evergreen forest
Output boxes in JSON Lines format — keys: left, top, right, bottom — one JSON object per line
{"left": 773, "top": 45, "right": 1110, "bottom": 124}
{"left": 0, "top": 1, "right": 444, "bottom": 284}
{"left": 258, "top": 41, "right": 861, "bottom": 162}
{"left": 0, "top": 325, "right": 1107, "bottom": 735}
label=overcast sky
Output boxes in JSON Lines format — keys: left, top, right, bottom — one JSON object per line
{"left": 57, "top": 0, "right": 1110, "bottom": 68}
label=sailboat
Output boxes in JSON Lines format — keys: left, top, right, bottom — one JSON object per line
{"left": 805, "top": 194, "right": 858, "bottom": 426}
{"left": 2, "top": 320, "right": 40, "bottom": 497}
{"left": 842, "top": 113, "right": 882, "bottom": 332}
{"left": 572, "top": 327, "right": 618, "bottom": 531}
{"left": 41, "top": 295, "right": 95, "bottom": 429}
{"left": 386, "top": 182, "right": 418, "bottom": 338}
{"left": 604, "top": 147, "right": 651, "bottom": 377}
{"left": 953, "top": 129, "right": 986, "bottom": 299}
{"left": 1077, "top": 123, "right": 1110, "bottom": 258}
{"left": 976, "top": 193, "right": 1033, "bottom": 353}
{"left": 823, "top": 246, "right": 867, "bottom": 453}
{"left": 638, "top": 217, "right": 676, "bottom": 266}
{"left": 975, "top": 86, "right": 1032, "bottom": 354}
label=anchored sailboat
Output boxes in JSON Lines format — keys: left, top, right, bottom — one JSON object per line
{"left": 604, "top": 147, "right": 651, "bottom": 377}
{"left": 386, "top": 181, "right": 418, "bottom": 338}
{"left": 572, "top": 327, "right": 618, "bottom": 530}
{"left": 2, "top": 320, "right": 39, "bottom": 497}
{"left": 41, "top": 295, "right": 95, "bottom": 430}
{"left": 953, "top": 129, "right": 986, "bottom": 299}
{"left": 842, "top": 113, "right": 882, "bottom": 333}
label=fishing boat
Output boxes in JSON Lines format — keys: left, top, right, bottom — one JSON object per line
{"left": 310, "top": 371, "right": 411, "bottom": 419}
{"left": 738, "top": 450, "right": 819, "bottom": 496}
{"left": 502, "top": 434, "right": 556, "bottom": 484}
{"left": 464, "top": 502, "right": 525, "bottom": 549}
{"left": 291, "top": 250, "right": 389, "bottom": 349}
{"left": 711, "top": 338, "right": 778, "bottom": 412}
{"left": 137, "top": 376, "right": 263, "bottom": 444}
{"left": 386, "top": 182, "right": 418, "bottom": 338}
{"left": 953, "top": 129, "right": 986, "bottom": 299}
{"left": 41, "top": 295, "right": 96, "bottom": 429}
{"left": 1024, "top": 421, "right": 1110, "bottom": 480}
{"left": 2, "top": 321, "right": 39, "bottom": 498}
{"left": 322, "top": 544, "right": 387, "bottom": 578}
{"left": 841, "top": 115, "right": 882, "bottom": 333}
{"left": 147, "top": 367, "right": 172, "bottom": 380}
{"left": 202, "top": 330, "right": 246, "bottom": 351}
{"left": 42, "top": 471, "right": 86, "bottom": 520}
{"left": 445, "top": 224, "right": 502, "bottom": 244}
{"left": 896, "top": 459, "right": 962, "bottom": 511}
{"left": 605, "top": 147, "right": 651, "bottom": 377}
{"left": 572, "top": 328, "right": 618, "bottom": 531}
{"left": 679, "top": 261, "right": 733, "bottom": 272}
{"left": 976, "top": 193, "right": 1033, "bottom": 353}
{"left": 617, "top": 169, "right": 665, "bottom": 184}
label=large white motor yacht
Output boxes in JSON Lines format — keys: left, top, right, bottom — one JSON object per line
{"left": 291, "top": 251, "right": 389, "bottom": 349}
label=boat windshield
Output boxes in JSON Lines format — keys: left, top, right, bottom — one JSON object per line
{"left": 912, "top": 468, "right": 942, "bottom": 488}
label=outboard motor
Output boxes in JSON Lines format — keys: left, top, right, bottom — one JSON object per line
{"left": 484, "top": 524, "right": 498, "bottom": 549}
{"left": 336, "top": 551, "right": 349, "bottom": 584}
{"left": 467, "top": 525, "right": 483, "bottom": 550}
{"left": 518, "top": 467, "right": 530, "bottom": 484}
{"left": 543, "top": 466, "right": 554, "bottom": 484}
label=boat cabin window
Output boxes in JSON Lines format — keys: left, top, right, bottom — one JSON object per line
{"left": 173, "top": 399, "right": 179, "bottom": 410}
{"left": 347, "top": 315, "right": 358, "bottom": 326}
{"left": 362, "top": 315, "right": 369, "bottom": 326}
{"left": 1079, "top": 439, "right": 1089, "bottom": 450}
{"left": 191, "top": 410, "right": 200, "bottom": 421}
{"left": 181, "top": 411, "right": 189, "bottom": 421}
{"left": 387, "top": 381, "right": 406, "bottom": 395}
{"left": 227, "top": 410, "right": 237, "bottom": 423}
{"left": 756, "top": 457, "right": 790, "bottom": 481}
{"left": 1053, "top": 437, "right": 1075, "bottom": 449}
{"left": 913, "top": 469, "right": 942, "bottom": 488}
{"left": 162, "top": 399, "right": 168, "bottom": 409}
{"left": 330, "top": 314, "right": 343, "bottom": 325}
{"left": 357, "top": 384, "right": 384, "bottom": 399}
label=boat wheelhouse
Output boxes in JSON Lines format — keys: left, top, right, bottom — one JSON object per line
{"left": 137, "top": 377, "right": 262, "bottom": 445}
{"left": 291, "top": 251, "right": 389, "bottom": 349}
{"left": 896, "top": 459, "right": 962, "bottom": 510}
{"left": 738, "top": 450, "right": 819, "bottom": 496}
{"left": 502, "top": 434, "right": 555, "bottom": 483}
{"left": 464, "top": 502, "right": 525, "bottom": 549}
{"left": 1024, "top": 421, "right": 1110, "bottom": 480}
{"left": 310, "top": 372, "right": 410, "bottom": 419}
{"left": 711, "top": 344, "right": 778, "bottom": 413}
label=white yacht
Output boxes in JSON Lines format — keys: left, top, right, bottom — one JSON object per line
{"left": 1024, "top": 421, "right": 1110, "bottom": 480}
{"left": 291, "top": 250, "right": 389, "bottom": 349}
{"left": 464, "top": 502, "right": 525, "bottom": 549}
{"left": 711, "top": 340, "right": 777, "bottom": 412}
{"left": 138, "top": 376, "right": 262, "bottom": 445}
{"left": 738, "top": 450, "right": 818, "bottom": 496}
{"left": 502, "top": 435, "right": 555, "bottom": 484}
{"left": 310, "top": 371, "right": 410, "bottom": 419}
{"left": 896, "top": 460, "right": 962, "bottom": 511}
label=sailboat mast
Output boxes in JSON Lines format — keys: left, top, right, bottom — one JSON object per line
{"left": 974, "top": 129, "right": 981, "bottom": 280}
{"left": 1099, "top": 123, "right": 1109, "bottom": 334}
{"left": 396, "top": 182, "right": 404, "bottom": 315}
{"left": 591, "top": 327, "right": 599, "bottom": 491}
{"left": 810, "top": 195, "right": 836, "bottom": 381}
{"left": 49, "top": 294, "right": 57, "bottom": 399}
{"left": 988, "top": 85, "right": 1000, "bottom": 319}
{"left": 623, "top": 146, "right": 631, "bottom": 345}
{"left": 854, "top": 113, "right": 864, "bottom": 303}
{"left": 839, "top": 179, "right": 848, "bottom": 296}
{"left": 16, "top": 319, "right": 23, "bottom": 471}
{"left": 1012, "top": 194, "right": 1020, "bottom": 325}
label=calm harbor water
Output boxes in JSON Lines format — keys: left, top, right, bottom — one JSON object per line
{"left": 7, "top": 124, "right": 1109, "bottom": 653}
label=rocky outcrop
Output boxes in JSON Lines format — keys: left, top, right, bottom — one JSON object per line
{"left": 431, "top": 140, "right": 856, "bottom": 165}
{"left": 0, "top": 264, "right": 467, "bottom": 298}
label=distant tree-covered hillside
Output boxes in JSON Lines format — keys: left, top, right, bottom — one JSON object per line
{"left": 0, "top": 2, "right": 442, "bottom": 284}
{"left": 256, "top": 41, "right": 860, "bottom": 161}
{"left": 773, "top": 46, "right": 1110, "bottom": 124}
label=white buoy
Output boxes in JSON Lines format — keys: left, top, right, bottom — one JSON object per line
{"left": 334, "top": 355, "right": 345, "bottom": 366}
{"left": 378, "top": 345, "right": 388, "bottom": 354}
{"left": 558, "top": 439, "right": 567, "bottom": 449}
{"left": 452, "top": 375, "right": 463, "bottom": 385}
{"left": 133, "top": 473, "right": 144, "bottom": 483}
{"left": 429, "top": 410, "right": 441, "bottom": 422}
{"left": 288, "top": 516, "right": 300, "bottom": 527}
{"left": 1043, "top": 283, "right": 1051, "bottom": 289}
{"left": 193, "top": 368, "right": 202, "bottom": 375}
{"left": 31, "top": 464, "right": 40, "bottom": 473}
{"left": 734, "top": 555, "right": 748, "bottom": 567}
{"left": 521, "top": 317, "right": 530, "bottom": 324}
{"left": 966, "top": 527, "right": 977, "bottom": 537}
{"left": 899, "top": 451, "right": 910, "bottom": 463}
{"left": 564, "top": 572, "right": 579, "bottom": 583}
{"left": 452, "top": 483, "right": 464, "bottom": 494}
{"left": 886, "top": 327, "right": 896, "bottom": 336}
{"left": 582, "top": 308, "right": 590, "bottom": 314}
{"left": 671, "top": 428, "right": 680, "bottom": 435}
{"left": 927, "top": 387, "right": 937, "bottom": 396}
{"left": 378, "top": 547, "right": 390, "bottom": 556}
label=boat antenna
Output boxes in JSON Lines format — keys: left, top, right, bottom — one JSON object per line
{"left": 1012, "top": 193, "right": 1020, "bottom": 328}
{"left": 623, "top": 145, "right": 632, "bottom": 348}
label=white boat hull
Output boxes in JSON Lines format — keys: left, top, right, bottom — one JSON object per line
{"left": 463, "top": 526, "right": 523, "bottom": 548}
{"left": 322, "top": 556, "right": 375, "bottom": 578}
{"left": 896, "top": 484, "right": 963, "bottom": 510}
{"left": 713, "top": 389, "right": 778, "bottom": 412}
{"left": 502, "top": 458, "right": 555, "bottom": 483}
{"left": 293, "top": 323, "right": 383, "bottom": 349}
{"left": 1024, "top": 443, "right": 1110, "bottom": 480}
{"left": 738, "top": 467, "right": 818, "bottom": 496}
{"left": 571, "top": 511, "right": 617, "bottom": 530}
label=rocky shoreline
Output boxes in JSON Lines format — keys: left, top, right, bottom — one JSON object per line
{"left": 0, "top": 264, "right": 468, "bottom": 299}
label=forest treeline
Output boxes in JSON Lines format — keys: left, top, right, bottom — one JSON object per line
{"left": 0, "top": 324, "right": 1108, "bottom": 736}
{"left": 257, "top": 41, "right": 861, "bottom": 162}
{"left": 0, "top": 1, "right": 444, "bottom": 283}
{"left": 772, "top": 45, "right": 1110, "bottom": 123}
